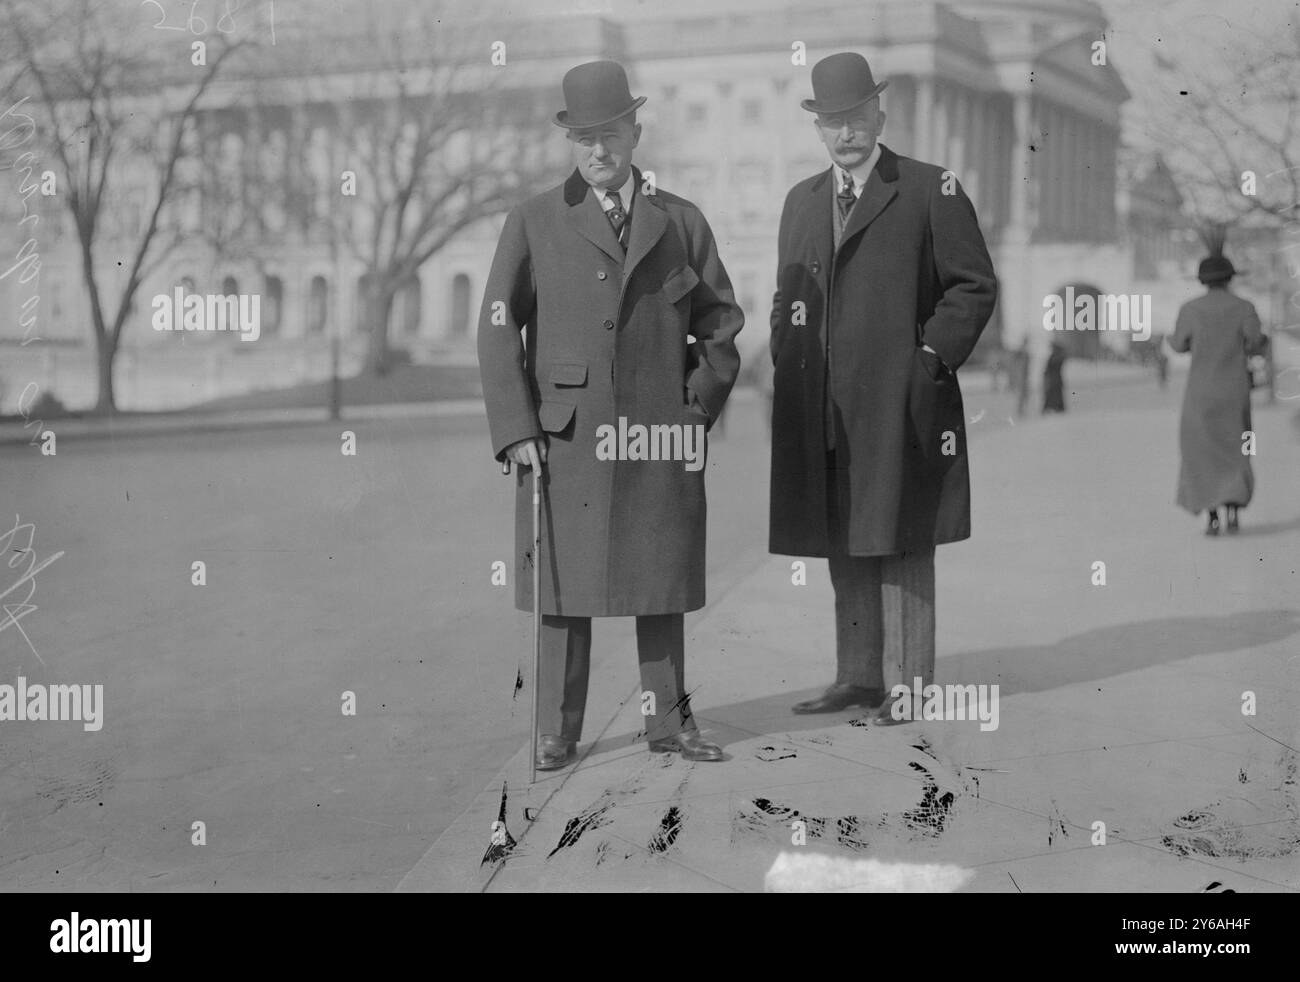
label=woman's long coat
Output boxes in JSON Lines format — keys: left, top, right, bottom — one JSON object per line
{"left": 478, "top": 167, "right": 743, "bottom": 616}
{"left": 1169, "top": 287, "right": 1263, "bottom": 513}
{"left": 768, "top": 144, "right": 998, "bottom": 557}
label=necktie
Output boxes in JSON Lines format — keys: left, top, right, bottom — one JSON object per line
{"left": 837, "top": 173, "right": 857, "bottom": 224}
{"left": 604, "top": 192, "right": 628, "bottom": 247}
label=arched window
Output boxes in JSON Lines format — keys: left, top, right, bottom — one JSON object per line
{"left": 450, "top": 273, "right": 471, "bottom": 337}
{"left": 355, "top": 273, "right": 375, "bottom": 333}
{"left": 263, "top": 276, "right": 283, "bottom": 336}
{"left": 398, "top": 276, "right": 422, "bottom": 335}
{"left": 308, "top": 276, "right": 329, "bottom": 335}
{"left": 222, "top": 276, "right": 239, "bottom": 297}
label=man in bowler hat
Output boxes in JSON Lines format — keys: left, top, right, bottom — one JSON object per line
{"left": 768, "top": 53, "right": 997, "bottom": 720}
{"left": 478, "top": 61, "right": 744, "bottom": 769}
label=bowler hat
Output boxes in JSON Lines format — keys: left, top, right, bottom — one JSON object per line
{"left": 554, "top": 60, "right": 647, "bottom": 129}
{"left": 801, "top": 52, "right": 888, "bottom": 114}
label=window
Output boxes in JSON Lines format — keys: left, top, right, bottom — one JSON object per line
{"left": 263, "top": 276, "right": 283, "bottom": 336}
{"left": 308, "top": 276, "right": 329, "bottom": 335}
{"left": 221, "top": 276, "right": 238, "bottom": 297}
{"left": 742, "top": 99, "right": 762, "bottom": 124}
{"left": 355, "top": 273, "right": 375, "bottom": 333}
{"left": 687, "top": 103, "right": 707, "bottom": 124}
{"left": 397, "top": 276, "right": 421, "bottom": 336}
{"left": 450, "top": 273, "right": 471, "bottom": 337}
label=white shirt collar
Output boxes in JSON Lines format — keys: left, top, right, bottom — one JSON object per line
{"left": 838, "top": 142, "right": 882, "bottom": 195}
{"left": 597, "top": 172, "right": 635, "bottom": 212}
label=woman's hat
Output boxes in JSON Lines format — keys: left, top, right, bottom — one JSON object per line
{"left": 1197, "top": 223, "right": 1237, "bottom": 284}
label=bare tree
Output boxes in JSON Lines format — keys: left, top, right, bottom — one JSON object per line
{"left": 1144, "top": 20, "right": 1300, "bottom": 228}
{"left": 301, "top": 2, "right": 559, "bottom": 374}
{"left": 1, "top": 0, "right": 247, "bottom": 413}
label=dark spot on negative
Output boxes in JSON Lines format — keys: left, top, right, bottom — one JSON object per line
{"left": 648, "top": 806, "right": 682, "bottom": 853}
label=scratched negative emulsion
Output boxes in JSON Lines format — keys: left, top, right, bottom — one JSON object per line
{"left": 1045, "top": 799, "right": 1071, "bottom": 848}
{"left": 732, "top": 738, "right": 976, "bottom": 848}
{"left": 731, "top": 797, "right": 869, "bottom": 852}
{"left": 1160, "top": 750, "right": 1300, "bottom": 860}
{"left": 547, "top": 760, "right": 652, "bottom": 860}
{"left": 480, "top": 781, "right": 518, "bottom": 867}
{"left": 647, "top": 771, "right": 692, "bottom": 854}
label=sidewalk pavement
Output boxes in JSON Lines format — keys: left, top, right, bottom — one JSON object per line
{"left": 0, "top": 398, "right": 488, "bottom": 446}
{"left": 398, "top": 397, "right": 1300, "bottom": 893}
{"left": 0, "top": 361, "right": 1164, "bottom": 446}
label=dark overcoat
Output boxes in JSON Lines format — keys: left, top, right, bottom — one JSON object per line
{"left": 1169, "top": 287, "right": 1262, "bottom": 513}
{"left": 478, "top": 167, "right": 743, "bottom": 616}
{"left": 768, "top": 144, "right": 997, "bottom": 557}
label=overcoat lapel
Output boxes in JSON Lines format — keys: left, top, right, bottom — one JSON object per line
{"left": 623, "top": 166, "right": 669, "bottom": 281}
{"left": 805, "top": 168, "right": 835, "bottom": 269}
{"left": 562, "top": 168, "right": 625, "bottom": 265}
{"left": 837, "top": 143, "right": 899, "bottom": 254}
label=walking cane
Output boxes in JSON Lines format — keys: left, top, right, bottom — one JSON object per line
{"left": 503, "top": 453, "right": 543, "bottom": 785}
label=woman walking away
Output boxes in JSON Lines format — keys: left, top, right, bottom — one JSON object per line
{"left": 1168, "top": 226, "right": 1263, "bottom": 536}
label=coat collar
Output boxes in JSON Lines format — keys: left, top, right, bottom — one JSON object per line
{"left": 562, "top": 166, "right": 668, "bottom": 277}
{"left": 807, "top": 142, "right": 900, "bottom": 256}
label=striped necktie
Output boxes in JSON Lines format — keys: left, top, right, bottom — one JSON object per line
{"left": 837, "top": 171, "right": 858, "bottom": 224}
{"left": 604, "top": 191, "right": 628, "bottom": 247}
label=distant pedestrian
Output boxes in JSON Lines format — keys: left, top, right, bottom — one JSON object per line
{"left": 1042, "top": 341, "right": 1067, "bottom": 413}
{"left": 1168, "top": 229, "right": 1263, "bottom": 535}
{"left": 1152, "top": 337, "right": 1169, "bottom": 389}
{"left": 1010, "top": 340, "right": 1030, "bottom": 417}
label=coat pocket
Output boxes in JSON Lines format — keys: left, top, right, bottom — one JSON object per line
{"left": 663, "top": 266, "right": 700, "bottom": 304}
{"left": 549, "top": 362, "right": 588, "bottom": 387}
{"left": 907, "top": 347, "right": 961, "bottom": 471}
{"left": 537, "top": 400, "right": 576, "bottom": 435}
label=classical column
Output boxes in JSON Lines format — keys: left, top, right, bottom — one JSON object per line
{"left": 1007, "top": 90, "right": 1032, "bottom": 241}
{"left": 1065, "top": 110, "right": 1079, "bottom": 239}
{"left": 914, "top": 76, "right": 933, "bottom": 162}
{"left": 967, "top": 90, "right": 985, "bottom": 213}
{"left": 949, "top": 86, "right": 967, "bottom": 186}
{"left": 934, "top": 81, "right": 950, "bottom": 165}
{"left": 1057, "top": 105, "right": 1070, "bottom": 238}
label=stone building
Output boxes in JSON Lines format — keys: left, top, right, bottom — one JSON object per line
{"left": 1, "top": 0, "right": 1139, "bottom": 411}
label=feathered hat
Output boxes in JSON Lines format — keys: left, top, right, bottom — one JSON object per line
{"left": 1196, "top": 223, "right": 1236, "bottom": 285}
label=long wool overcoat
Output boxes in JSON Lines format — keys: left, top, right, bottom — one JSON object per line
{"left": 1169, "top": 287, "right": 1263, "bottom": 514}
{"left": 769, "top": 143, "right": 998, "bottom": 557}
{"left": 478, "top": 166, "right": 743, "bottom": 616}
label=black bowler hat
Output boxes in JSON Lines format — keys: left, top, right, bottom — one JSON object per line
{"left": 553, "top": 60, "right": 647, "bottom": 129}
{"left": 801, "top": 52, "right": 889, "bottom": 114}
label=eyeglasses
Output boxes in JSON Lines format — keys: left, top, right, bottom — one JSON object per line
{"left": 815, "top": 113, "right": 874, "bottom": 133}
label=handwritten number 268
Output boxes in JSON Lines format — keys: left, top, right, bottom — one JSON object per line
{"left": 140, "top": 1, "right": 242, "bottom": 35}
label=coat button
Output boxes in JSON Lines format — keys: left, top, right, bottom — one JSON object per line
{"left": 809, "top": 260, "right": 821, "bottom": 274}
{"left": 800, "top": 358, "right": 807, "bottom": 369}
{"left": 597, "top": 270, "right": 607, "bottom": 280}
{"left": 603, "top": 319, "right": 614, "bottom": 330}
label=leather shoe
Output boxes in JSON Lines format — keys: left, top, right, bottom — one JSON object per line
{"left": 792, "top": 683, "right": 886, "bottom": 714}
{"left": 648, "top": 728, "right": 724, "bottom": 761}
{"left": 857, "top": 699, "right": 914, "bottom": 726}
{"left": 535, "top": 734, "right": 576, "bottom": 771}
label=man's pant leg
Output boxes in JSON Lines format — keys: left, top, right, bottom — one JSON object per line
{"left": 827, "top": 553, "right": 885, "bottom": 689}
{"left": 880, "top": 549, "right": 936, "bottom": 690}
{"left": 537, "top": 614, "right": 592, "bottom": 743}
{"left": 635, "top": 613, "right": 690, "bottom": 741}
{"left": 826, "top": 447, "right": 886, "bottom": 689}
